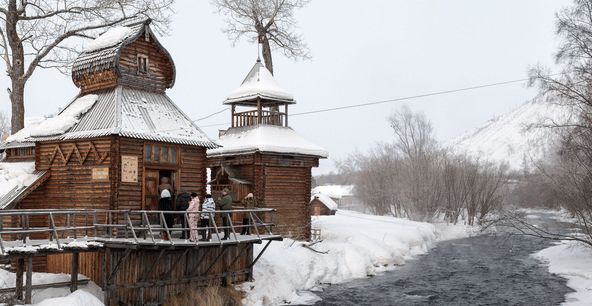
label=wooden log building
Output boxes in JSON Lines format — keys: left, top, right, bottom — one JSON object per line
{"left": 207, "top": 60, "right": 328, "bottom": 240}
{"left": 0, "top": 19, "right": 284, "bottom": 305}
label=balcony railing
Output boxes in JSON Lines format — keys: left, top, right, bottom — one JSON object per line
{"left": 232, "top": 110, "right": 287, "bottom": 127}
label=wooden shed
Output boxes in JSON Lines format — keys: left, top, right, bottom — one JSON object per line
{"left": 207, "top": 60, "right": 328, "bottom": 240}
{"left": 310, "top": 194, "right": 338, "bottom": 216}
{"left": 0, "top": 19, "right": 217, "bottom": 275}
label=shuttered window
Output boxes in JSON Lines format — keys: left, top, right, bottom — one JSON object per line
{"left": 144, "top": 144, "right": 178, "bottom": 164}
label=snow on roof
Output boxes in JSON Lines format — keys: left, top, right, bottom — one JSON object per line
{"left": 0, "top": 162, "right": 40, "bottom": 208}
{"left": 4, "top": 87, "right": 216, "bottom": 148}
{"left": 207, "top": 125, "right": 328, "bottom": 158}
{"left": 85, "top": 26, "right": 134, "bottom": 52}
{"left": 225, "top": 61, "right": 295, "bottom": 104}
{"left": 311, "top": 185, "right": 354, "bottom": 199}
{"left": 6, "top": 95, "right": 98, "bottom": 143}
{"left": 311, "top": 193, "right": 338, "bottom": 210}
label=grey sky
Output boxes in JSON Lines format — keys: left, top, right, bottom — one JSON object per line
{"left": 0, "top": 0, "right": 568, "bottom": 174}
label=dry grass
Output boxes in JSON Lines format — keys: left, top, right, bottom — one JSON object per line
{"left": 166, "top": 284, "right": 243, "bottom": 306}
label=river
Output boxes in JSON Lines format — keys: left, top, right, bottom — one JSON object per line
{"left": 312, "top": 211, "right": 576, "bottom": 306}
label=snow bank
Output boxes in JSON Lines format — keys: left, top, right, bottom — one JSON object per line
{"left": 208, "top": 125, "right": 328, "bottom": 158}
{"left": 242, "top": 210, "right": 475, "bottom": 305}
{"left": 7, "top": 95, "right": 98, "bottom": 142}
{"left": 85, "top": 27, "right": 132, "bottom": 52}
{"left": 0, "top": 162, "right": 37, "bottom": 201}
{"left": 534, "top": 241, "right": 592, "bottom": 305}
{"left": 23, "top": 290, "right": 103, "bottom": 306}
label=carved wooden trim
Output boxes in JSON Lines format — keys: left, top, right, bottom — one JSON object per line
{"left": 46, "top": 141, "right": 110, "bottom": 167}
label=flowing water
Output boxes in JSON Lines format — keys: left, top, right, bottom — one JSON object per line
{"left": 312, "top": 211, "right": 576, "bottom": 306}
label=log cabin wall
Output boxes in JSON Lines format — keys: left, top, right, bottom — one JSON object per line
{"left": 208, "top": 153, "right": 318, "bottom": 240}
{"left": 17, "top": 138, "right": 113, "bottom": 271}
{"left": 22, "top": 138, "right": 114, "bottom": 210}
{"left": 310, "top": 199, "right": 333, "bottom": 216}
{"left": 114, "top": 137, "right": 143, "bottom": 211}
{"left": 115, "top": 138, "right": 208, "bottom": 211}
{"left": 179, "top": 146, "right": 208, "bottom": 201}
{"left": 117, "top": 38, "right": 174, "bottom": 93}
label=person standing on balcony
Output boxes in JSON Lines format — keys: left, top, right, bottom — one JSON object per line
{"left": 216, "top": 188, "right": 233, "bottom": 240}
{"left": 200, "top": 194, "right": 216, "bottom": 241}
{"left": 241, "top": 193, "right": 258, "bottom": 235}
{"left": 158, "top": 189, "right": 174, "bottom": 240}
{"left": 176, "top": 189, "right": 191, "bottom": 239}
{"left": 187, "top": 193, "right": 200, "bottom": 242}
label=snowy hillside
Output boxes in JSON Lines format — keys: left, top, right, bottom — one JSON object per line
{"left": 449, "top": 97, "right": 575, "bottom": 170}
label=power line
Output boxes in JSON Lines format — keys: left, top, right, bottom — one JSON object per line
{"left": 198, "top": 76, "right": 538, "bottom": 128}
{"left": 291, "top": 77, "right": 534, "bottom": 116}
{"left": 193, "top": 107, "right": 229, "bottom": 122}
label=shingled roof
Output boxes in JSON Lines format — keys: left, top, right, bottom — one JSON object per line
{"left": 71, "top": 19, "right": 175, "bottom": 89}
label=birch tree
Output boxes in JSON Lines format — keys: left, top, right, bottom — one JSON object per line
{"left": 213, "top": 0, "right": 310, "bottom": 75}
{"left": 0, "top": 0, "right": 173, "bottom": 134}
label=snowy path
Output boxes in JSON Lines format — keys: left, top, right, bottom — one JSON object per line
{"left": 311, "top": 211, "right": 573, "bottom": 306}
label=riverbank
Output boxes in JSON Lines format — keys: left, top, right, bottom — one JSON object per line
{"left": 241, "top": 210, "right": 478, "bottom": 306}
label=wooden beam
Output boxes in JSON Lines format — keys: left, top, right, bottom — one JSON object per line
{"left": 25, "top": 256, "right": 32, "bottom": 303}
{"left": 249, "top": 240, "right": 272, "bottom": 269}
{"left": 15, "top": 258, "right": 24, "bottom": 301}
{"left": 70, "top": 252, "right": 79, "bottom": 292}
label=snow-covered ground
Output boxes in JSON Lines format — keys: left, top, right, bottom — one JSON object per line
{"left": 241, "top": 210, "right": 478, "bottom": 305}
{"left": 535, "top": 241, "right": 592, "bottom": 306}
{"left": 0, "top": 268, "right": 103, "bottom": 306}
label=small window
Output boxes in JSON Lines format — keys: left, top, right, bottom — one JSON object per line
{"left": 144, "top": 145, "right": 152, "bottom": 161}
{"left": 137, "top": 54, "right": 148, "bottom": 74}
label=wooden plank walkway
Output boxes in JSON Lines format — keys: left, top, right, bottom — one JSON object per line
{"left": 0, "top": 208, "right": 282, "bottom": 304}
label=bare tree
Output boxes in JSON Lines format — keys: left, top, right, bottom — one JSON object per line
{"left": 213, "top": 0, "right": 310, "bottom": 75}
{"left": 0, "top": 111, "right": 8, "bottom": 142}
{"left": 0, "top": 0, "right": 173, "bottom": 134}
{"left": 527, "top": 0, "right": 592, "bottom": 245}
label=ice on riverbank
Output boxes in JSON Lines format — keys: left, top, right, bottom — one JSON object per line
{"left": 242, "top": 210, "right": 478, "bottom": 305}
{"left": 535, "top": 241, "right": 592, "bottom": 306}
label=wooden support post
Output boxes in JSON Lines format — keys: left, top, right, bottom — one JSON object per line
{"left": 102, "top": 249, "right": 111, "bottom": 305}
{"left": 25, "top": 256, "right": 32, "bottom": 304}
{"left": 71, "top": 252, "right": 79, "bottom": 292}
{"left": 257, "top": 98, "right": 262, "bottom": 124}
{"left": 15, "top": 257, "right": 24, "bottom": 301}
{"left": 285, "top": 104, "right": 288, "bottom": 127}
{"left": 231, "top": 104, "right": 236, "bottom": 127}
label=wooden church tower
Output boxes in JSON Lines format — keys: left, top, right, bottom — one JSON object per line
{"left": 207, "top": 60, "right": 328, "bottom": 240}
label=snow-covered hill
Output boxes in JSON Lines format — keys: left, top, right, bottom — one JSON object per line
{"left": 449, "top": 97, "right": 575, "bottom": 171}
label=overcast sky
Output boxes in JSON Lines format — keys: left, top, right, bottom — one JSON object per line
{"left": 0, "top": 0, "right": 569, "bottom": 174}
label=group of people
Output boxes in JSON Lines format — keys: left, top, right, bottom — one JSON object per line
{"left": 157, "top": 177, "right": 258, "bottom": 242}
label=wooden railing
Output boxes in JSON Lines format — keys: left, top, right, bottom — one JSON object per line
{"left": 232, "top": 110, "right": 286, "bottom": 127}
{"left": 0, "top": 208, "right": 278, "bottom": 254}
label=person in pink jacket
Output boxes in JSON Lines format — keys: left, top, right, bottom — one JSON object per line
{"left": 187, "top": 192, "right": 200, "bottom": 241}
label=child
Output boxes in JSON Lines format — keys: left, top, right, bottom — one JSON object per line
{"left": 200, "top": 194, "right": 216, "bottom": 241}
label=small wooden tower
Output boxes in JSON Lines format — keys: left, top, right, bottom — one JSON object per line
{"left": 208, "top": 60, "right": 328, "bottom": 240}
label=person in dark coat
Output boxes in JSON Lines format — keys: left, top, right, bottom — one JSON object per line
{"left": 216, "top": 188, "right": 233, "bottom": 240}
{"left": 158, "top": 189, "right": 174, "bottom": 240}
{"left": 176, "top": 189, "right": 191, "bottom": 239}
{"left": 241, "top": 193, "right": 258, "bottom": 235}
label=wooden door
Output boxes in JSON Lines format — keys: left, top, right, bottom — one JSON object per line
{"left": 145, "top": 169, "right": 159, "bottom": 210}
